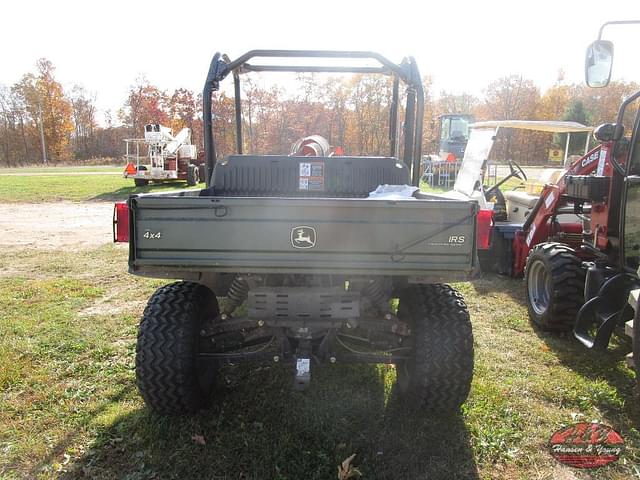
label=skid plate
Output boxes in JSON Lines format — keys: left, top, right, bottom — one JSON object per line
{"left": 248, "top": 287, "right": 359, "bottom": 320}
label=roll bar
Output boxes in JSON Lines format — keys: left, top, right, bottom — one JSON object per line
{"left": 202, "top": 50, "right": 425, "bottom": 187}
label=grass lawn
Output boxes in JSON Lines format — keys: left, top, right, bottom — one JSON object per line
{"left": 0, "top": 166, "right": 122, "bottom": 174}
{"left": 0, "top": 174, "right": 200, "bottom": 202}
{"left": 1, "top": 245, "right": 638, "bottom": 479}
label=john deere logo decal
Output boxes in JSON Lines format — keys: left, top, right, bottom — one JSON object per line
{"left": 291, "top": 226, "right": 316, "bottom": 249}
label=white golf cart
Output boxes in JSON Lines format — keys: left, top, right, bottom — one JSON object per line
{"left": 440, "top": 120, "right": 593, "bottom": 220}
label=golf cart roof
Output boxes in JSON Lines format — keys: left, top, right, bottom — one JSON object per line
{"left": 471, "top": 120, "right": 593, "bottom": 133}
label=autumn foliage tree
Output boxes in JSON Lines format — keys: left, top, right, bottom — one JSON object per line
{"left": 2, "top": 59, "right": 640, "bottom": 168}
{"left": 70, "top": 85, "right": 98, "bottom": 158}
{"left": 168, "top": 89, "right": 197, "bottom": 131}
{"left": 474, "top": 75, "right": 542, "bottom": 164}
{"left": 119, "top": 77, "right": 168, "bottom": 137}
{"left": 0, "top": 84, "right": 30, "bottom": 166}
{"left": 37, "top": 59, "right": 74, "bottom": 160}
{"left": 10, "top": 59, "right": 74, "bottom": 162}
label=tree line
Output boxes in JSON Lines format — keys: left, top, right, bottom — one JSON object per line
{"left": 1, "top": 59, "right": 639, "bottom": 167}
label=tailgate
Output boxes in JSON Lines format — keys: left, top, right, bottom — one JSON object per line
{"left": 129, "top": 195, "right": 478, "bottom": 278}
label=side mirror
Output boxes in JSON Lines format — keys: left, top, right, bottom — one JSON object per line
{"left": 585, "top": 40, "right": 614, "bottom": 88}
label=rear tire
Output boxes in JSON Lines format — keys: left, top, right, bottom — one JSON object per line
{"left": 524, "top": 242, "right": 585, "bottom": 331}
{"left": 136, "top": 281, "right": 219, "bottom": 414}
{"left": 396, "top": 284, "right": 474, "bottom": 413}
{"left": 186, "top": 164, "right": 198, "bottom": 186}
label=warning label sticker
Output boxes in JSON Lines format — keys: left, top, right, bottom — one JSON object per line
{"left": 299, "top": 163, "right": 311, "bottom": 177}
{"left": 299, "top": 161, "right": 325, "bottom": 191}
{"left": 311, "top": 163, "right": 324, "bottom": 177}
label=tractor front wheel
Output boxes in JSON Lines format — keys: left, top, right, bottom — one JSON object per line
{"left": 524, "top": 242, "right": 585, "bottom": 331}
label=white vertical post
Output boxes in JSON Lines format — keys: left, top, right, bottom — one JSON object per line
{"left": 38, "top": 101, "right": 47, "bottom": 164}
{"left": 564, "top": 132, "right": 571, "bottom": 167}
{"left": 584, "top": 132, "right": 590, "bottom": 155}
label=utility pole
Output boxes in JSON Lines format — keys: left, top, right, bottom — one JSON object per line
{"left": 38, "top": 99, "right": 47, "bottom": 164}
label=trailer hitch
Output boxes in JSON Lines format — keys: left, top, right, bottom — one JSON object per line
{"left": 294, "top": 339, "right": 312, "bottom": 391}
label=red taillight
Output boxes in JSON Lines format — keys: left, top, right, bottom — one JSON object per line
{"left": 476, "top": 209, "right": 493, "bottom": 250}
{"left": 113, "top": 201, "right": 129, "bottom": 243}
{"left": 446, "top": 152, "right": 456, "bottom": 162}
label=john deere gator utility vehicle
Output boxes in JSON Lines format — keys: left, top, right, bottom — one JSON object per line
{"left": 114, "top": 50, "right": 485, "bottom": 415}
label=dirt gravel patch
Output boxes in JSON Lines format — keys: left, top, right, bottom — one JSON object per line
{"left": 0, "top": 201, "right": 116, "bottom": 249}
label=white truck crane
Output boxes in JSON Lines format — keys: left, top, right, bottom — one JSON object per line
{"left": 123, "top": 123, "right": 205, "bottom": 187}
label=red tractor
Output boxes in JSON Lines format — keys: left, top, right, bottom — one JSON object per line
{"left": 483, "top": 21, "right": 640, "bottom": 378}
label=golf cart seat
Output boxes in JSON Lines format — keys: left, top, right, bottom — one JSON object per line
{"left": 504, "top": 190, "right": 539, "bottom": 208}
{"left": 504, "top": 190, "right": 539, "bottom": 222}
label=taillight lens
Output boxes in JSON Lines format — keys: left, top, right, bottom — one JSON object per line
{"left": 113, "top": 202, "right": 129, "bottom": 243}
{"left": 476, "top": 209, "right": 493, "bottom": 250}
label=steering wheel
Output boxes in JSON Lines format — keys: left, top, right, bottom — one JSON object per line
{"left": 508, "top": 159, "right": 527, "bottom": 182}
{"left": 485, "top": 160, "right": 527, "bottom": 195}
{"left": 483, "top": 160, "right": 527, "bottom": 222}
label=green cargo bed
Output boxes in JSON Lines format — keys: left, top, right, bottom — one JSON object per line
{"left": 128, "top": 191, "right": 478, "bottom": 280}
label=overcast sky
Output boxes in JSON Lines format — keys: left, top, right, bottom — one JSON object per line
{"left": 2, "top": 0, "right": 640, "bottom": 123}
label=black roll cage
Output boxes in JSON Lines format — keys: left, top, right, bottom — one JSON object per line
{"left": 202, "top": 50, "right": 425, "bottom": 187}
